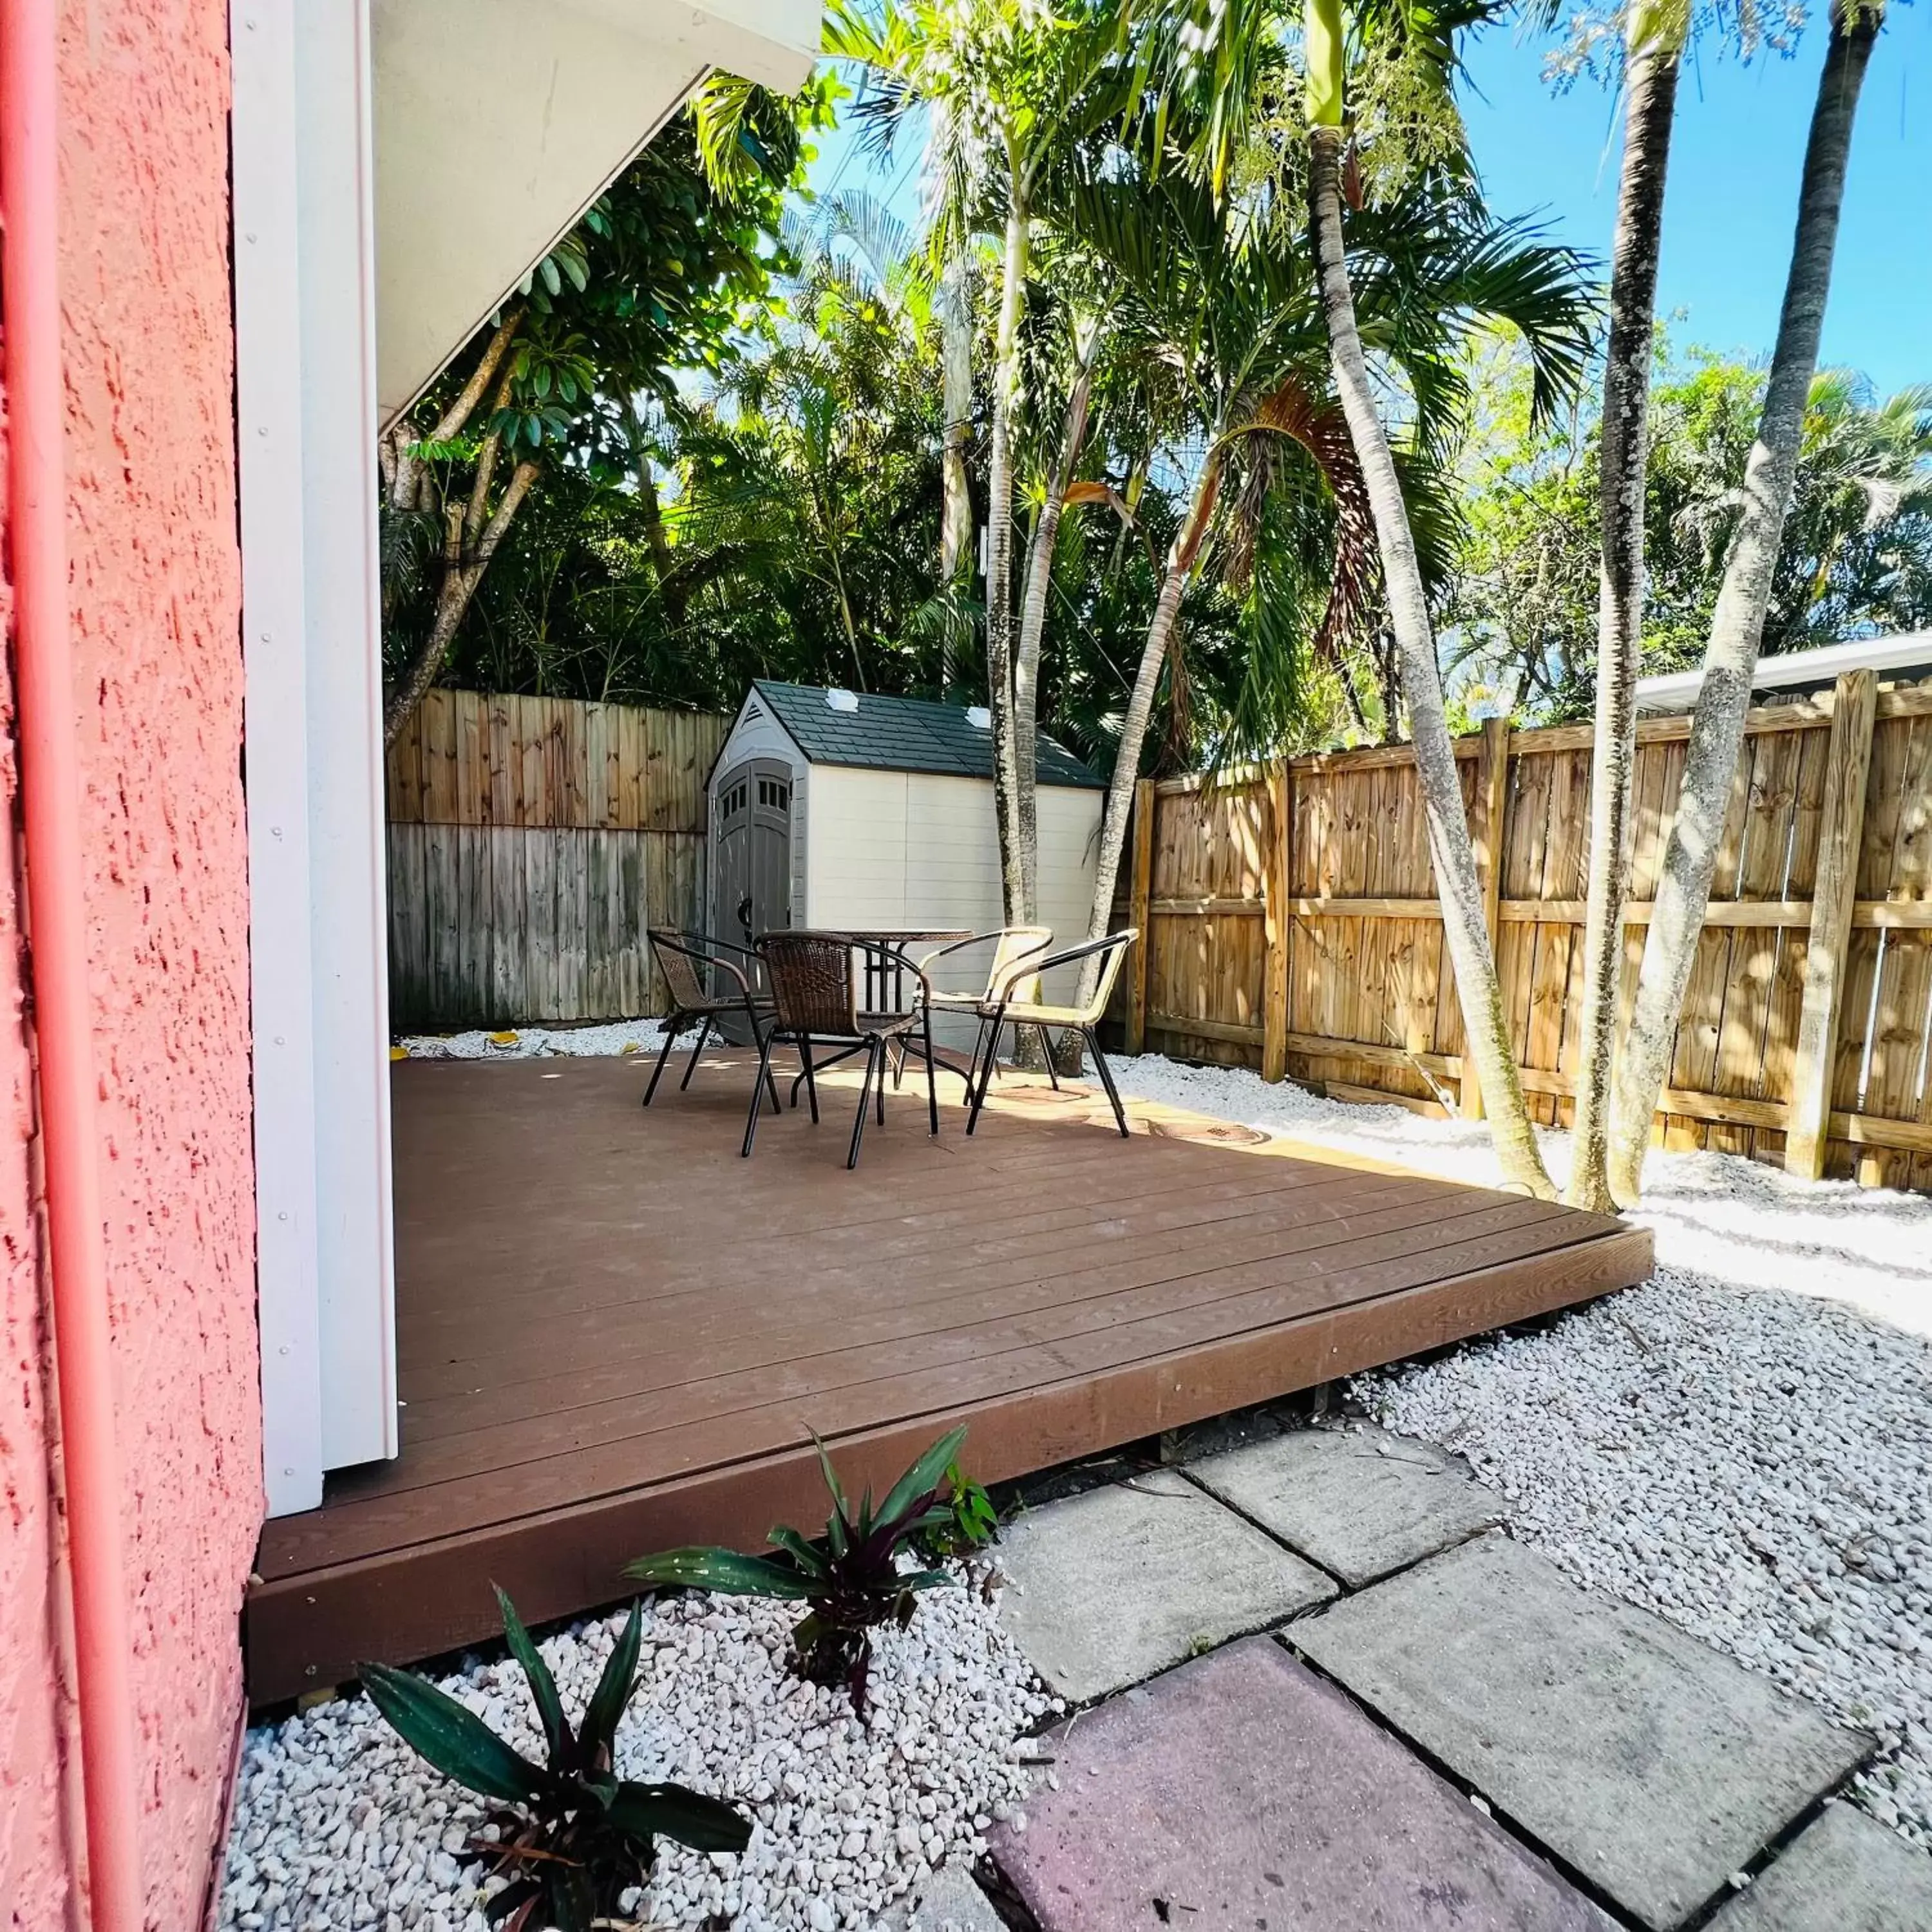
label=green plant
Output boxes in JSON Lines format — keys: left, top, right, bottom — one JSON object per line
{"left": 625, "top": 1426, "right": 968, "bottom": 1712}
{"left": 360, "top": 1590, "right": 748, "bottom": 1932}
{"left": 916, "top": 1461, "right": 999, "bottom": 1563}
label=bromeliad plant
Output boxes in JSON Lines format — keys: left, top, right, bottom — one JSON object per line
{"left": 625, "top": 1425, "right": 969, "bottom": 1714}
{"left": 360, "top": 1589, "right": 749, "bottom": 1932}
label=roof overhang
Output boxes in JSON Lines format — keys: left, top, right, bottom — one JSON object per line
{"left": 1634, "top": 631, "right": 1932, "bottom": 714}
{"left": 371, "top": 0, "right": 821, "bottom": 426}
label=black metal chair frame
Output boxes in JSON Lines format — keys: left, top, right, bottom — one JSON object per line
{"left": 744, "top": 934, "right": 939, "bottom": 1169}
{"left": 642, "top": 929, "right": 781, "bottom": 1113}
{"left": 965, "top": 930, "right": 1139, "bottom": 1140}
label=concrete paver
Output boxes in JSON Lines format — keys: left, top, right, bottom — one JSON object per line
{"left": 1705, "top": 1803, "right": 1932, "bottom": 1931}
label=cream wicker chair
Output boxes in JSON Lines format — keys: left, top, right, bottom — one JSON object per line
{"left": 965, "top": 929, "right": 1140, "bottom": 1140}
{"left": 912, "top": 925, "right": 1053, "bottom": 1095}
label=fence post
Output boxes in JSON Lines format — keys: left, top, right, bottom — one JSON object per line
{"left": 1262, "top": 759, "right": 1292, "bottom": 1082}
{"left": 1124, "top": 778, "right": 1155, "bottom": 1056}
{"left": 1460, "top": 714, "right": 1511, "bottom": 1120}
{"left": 1786, "top": 668, "right": 1877, "bottom": 1180}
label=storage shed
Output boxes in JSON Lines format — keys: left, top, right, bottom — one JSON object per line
{"left": 708, "top": 682, "right": 1106, "bottom": 1040}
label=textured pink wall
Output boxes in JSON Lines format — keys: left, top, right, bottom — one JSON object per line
{"left": 1, "top": 3, "right": 260, "bottom": 1928}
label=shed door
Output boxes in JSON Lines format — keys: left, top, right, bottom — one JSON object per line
{"left": 712, "top": 759, "right": 792, "bottom": 980}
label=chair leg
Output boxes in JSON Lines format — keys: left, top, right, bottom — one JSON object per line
{"left": 1086, "top": 1028, "right": 1130, "bottom": 1137}
{"left": 642, "top": 1016, "right": 682, "bottom": 1107}
{"left": 962, "top": 1016, "right": 988, "bottom": 1105}
{"left": 1039, "top": 1025, "right": 1061, "bottom": 1091}
{"left": 967, "top": 1007, "right": 1006, "bottom": 1136}
{"left": 875, "top": 1042, "right": 887, "bottom": 1124}
{"left": 923, "top": 1009, "right": 939, "bottom": 1137}
{"left": 679, "top": 1014, "right": 713, "bottom": 1091}
{"left": 748, "top": 1000, "right": 781, "bottom": 1113}
{"left": 891, "top": 1036, "right": 906, "bottom": 1090}
{"left": 848, "top": 1039, "right": 880, "bottom": 1169}
{"left": 742, "top": 1032, "right": 779, "bottom": 1159}
{"left": 799, "top": 1039, "right": 819, "bottom": 1124}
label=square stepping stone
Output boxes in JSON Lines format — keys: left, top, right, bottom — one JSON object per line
{"left": 879, "top": 1866, "right": 1006, "bottom": 1931}
{"left": 1293, "top": 1535, "right": 1873, "bottom": 1932}
{"left": 989, "top": 1635, "right": 1616, "bottom": 1931}
{"left": 1705, "top": 1803, "right": 1932, "bottom": 1931}
{"left": 996, "top": 1470, "right": 1336, "bottom": 1702}
{"left": 1188, "top": 1423, "right": 1504, "bottom": 1587}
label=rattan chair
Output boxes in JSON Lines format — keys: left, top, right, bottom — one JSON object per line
{"left": 643, "top": 929, "right": 780, "bottom": 1113}
{"left": 746, "top": 932, "right": 938, "bottom": 1168}
{"left": 965, "top": 929, "right": 1140, "bottom": 1139}
{"left": 911, "top": 925, "right": 1053, "bottom": 1094}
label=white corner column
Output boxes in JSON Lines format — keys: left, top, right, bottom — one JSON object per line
{"left": 232, "top": 0, "right": 397, "bottom": 1517}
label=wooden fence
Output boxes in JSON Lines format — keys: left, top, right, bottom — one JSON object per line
{"left": 384, "top": 690, "right": 728, "bottom": 1028}
{"left": 1117, "top": 670, "right": 1932, "bottom": 1193}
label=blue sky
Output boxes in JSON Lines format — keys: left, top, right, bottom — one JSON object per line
{"left": 804, "top": 9, "right": 1928, "bottom": 397}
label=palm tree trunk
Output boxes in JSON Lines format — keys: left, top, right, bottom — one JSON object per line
{"left": 1567, "top": 33, "right": 1681, "bottom": 1211}
{"left": 984, "top": 190, "right": 1031, "bottom": 923}
{"left": 1606, "top": 0, "right": 1881, "bottom": 1202}
{"left": 939, "top": 247, "right": 975, "bottom": 588}
{"left": 1075, "top": 451, "right": 1224, "bottom": 1008}
{"left": 1309, "top": 123, "right": 1555, "bottom": 1199}
{"left": 1014, "top": 325, "right": 1103, "bottom": 920}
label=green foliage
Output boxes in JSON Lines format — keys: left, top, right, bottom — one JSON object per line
{"left": 917, "top": 1463, "right": 1001, "bottom": 1562}
{"left": 359, "top": 1592, "right": 748, "bottom": 1932}
{"left": 625, "top": 1428, "right": 969, "bottom": 1714}
{"left": 1444, "top": 330, "right": 1932, "bottom": 721}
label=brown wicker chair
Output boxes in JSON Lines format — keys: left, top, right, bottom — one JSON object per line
{"left": 643, "top": 929, "right": 779, "bottom": 1113}
{"left": 746, "top": 933, "right": 937, "bottom": 1168}
{"left": 965, "top": 929, "right": 1139, "bottom": 1139}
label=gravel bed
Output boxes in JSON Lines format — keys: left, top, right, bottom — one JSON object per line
{"left": 1109, "top": 1052, "right": 1932, "bottom": 1850}
{"left": 222, "top": 1585, "right": 1051, "bottom": 1932}
{"left": 397, "top": 1019, "right": 667, "bottom": 1060}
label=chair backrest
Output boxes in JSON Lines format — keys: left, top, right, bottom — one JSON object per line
{"left": 647, "top": 929, "right": 712, "bottom": 1012}
{"left": 1021, "top": 929, "right": 1137, "bottom": 1026}
{"left": 759, "top": 932, "right": 860, "bottom": 1036}
{"left": 986, "top": 925, "right": 1054, "bottom": 1005}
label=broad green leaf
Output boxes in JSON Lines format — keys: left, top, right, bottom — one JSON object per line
{"left": 580, "top": 1598, "right": 643, "bottom": 1764}
{"left": 493, "top": 1586, "right": 570, "bottom": 1764}
{"left": 810, "top": 1430, "right": 851, "bottom": 1519}
{"left": 877, "top": 1425, "right": 968, "bottom": 1529}
{"left": 360, "top": 1662, "right": 547, "bottom": 1805}
{"left": 766, "top": 1526, "right": 830, "bottom": 1579}
{"left": 607, "top": 1781, "right": 752, "bottom": 1855}
{"left": 623, "top": 1547, "right": 816, "bottom": 1599}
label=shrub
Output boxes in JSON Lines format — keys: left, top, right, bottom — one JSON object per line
{"left": 625, "top": 1425, "right": 968, "bottom": 1712}
{"left": 361, "top": 1589, "right": 748, "bottom": 1932}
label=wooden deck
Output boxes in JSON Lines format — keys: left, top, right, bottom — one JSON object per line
{"left": 245, "top": 1050, "right": 1652, "bottom": 1705}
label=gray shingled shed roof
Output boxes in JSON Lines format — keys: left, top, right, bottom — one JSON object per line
{"left": 748, "top": 681, "right": 1104, "bottom": 788}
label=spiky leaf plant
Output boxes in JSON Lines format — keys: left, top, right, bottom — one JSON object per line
{"left": 360, "top": 1591, "right": 748, "bottom": 1932}
{"left": 625, "top": 1425, "right": 968, "bottom": 1713}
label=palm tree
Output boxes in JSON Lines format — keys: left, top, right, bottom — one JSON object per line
{"left": 1302, "top": 0, "right": 1561, "bottom": 1197}
{"left": 1606, "top": 0, "right": 1887, "bottom": 1199}
{"left": 827, "top": 0, "right": 1136, "bottom": 921}
{"left": 1567, "top": 0, "right": 1687, "bottom": 1211}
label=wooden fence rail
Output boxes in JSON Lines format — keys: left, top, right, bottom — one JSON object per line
{"left": 384, "top": 690, "right": 728, "bottom": 1029}
{"left": 1115, "top": 674, "right": 1932, "bottom": 1194}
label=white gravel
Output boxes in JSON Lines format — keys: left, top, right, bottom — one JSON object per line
{"left": 222, "top": 1584, "right": 1051, "bottom": 1932}
{"left": 397, "top": 1019, "right": 667, "bottom": 1060}
{"left": 1109, "top": 1052, "right": 1932, "bottom": 1852}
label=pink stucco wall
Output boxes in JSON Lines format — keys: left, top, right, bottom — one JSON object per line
{"left": 1, "top": 3, "right": 261, "bottom": 1928}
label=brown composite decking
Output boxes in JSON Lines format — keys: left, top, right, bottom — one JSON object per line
{"left": 245, "top": 1050, "right": 1653, "bottom": 1705}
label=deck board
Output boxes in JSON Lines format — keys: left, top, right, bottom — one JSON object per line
{"left": 245, "top": 1054, "right": 1651, "bottom": 1705}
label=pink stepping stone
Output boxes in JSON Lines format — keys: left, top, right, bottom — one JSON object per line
{"left": 990, "top": 1636, "right": 1613, "bottom": 1932}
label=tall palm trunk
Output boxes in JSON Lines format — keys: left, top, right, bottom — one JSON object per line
{"left": 1309, "top": 121, "right": 1555, "bottom": 1199}
{"left": 1075, "top": 449, "right": 1225, "bottom": 1007}
{"left": 1015, "top": 324, "right": 1103, "bottom": 918}
{"left": 1606, "top": 0, "right": 1882, "bottom": 1201}
{"left": 938, "top": 250, "right": 975, "bottom": 589}
{"left": 1567, "top": 30, "right": 1682, "bottom": 1211}
{"left": 984, "top": 191, "right": 1030, "bottom": 922}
